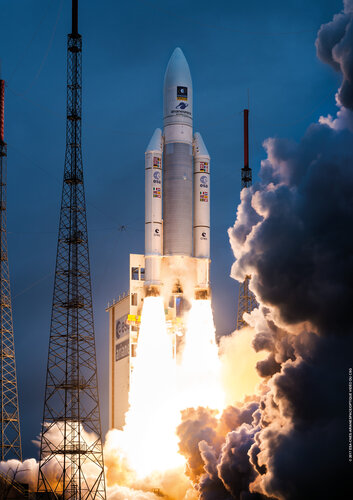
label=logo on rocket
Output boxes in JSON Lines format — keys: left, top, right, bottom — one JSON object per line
{"left": 200, "top": 175, "right": 208, "bottom": 188}
{"left": 176, "top": 102, "right": 188, "bottom": 110}
{"left": 153, "top": 170, "right": 161, "bottom": 184}
{"left": 177, "top": 86, "right": 188, "bottom": 100}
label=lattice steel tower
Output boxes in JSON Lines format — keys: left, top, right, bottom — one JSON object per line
{"left": 0, "top": 79, "right": 22, "bottom": 462}
{"left": 37, "top": 2, "right": 106, "bottom": 498}
{"left": 236, "top": 109, "right": 257, "bottom": 329}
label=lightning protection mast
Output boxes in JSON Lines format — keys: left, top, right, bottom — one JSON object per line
{"left": 0, "top": 78, "right": 22, "bottom": 462}
{"left": 236, "top": 109, "right": 257, "bottom": 329}
{"left": 37, "top": 1, "right": 106, "bottom": 498}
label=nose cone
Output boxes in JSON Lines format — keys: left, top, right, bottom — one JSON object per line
{"left": 146, "top": 128, "right": 162, "bottom": 152}
{"left": 163, "top": 47, "right": 193, "bottom": 127}
{"left": 164, "top": 48, "right": 192, "bottom": 89}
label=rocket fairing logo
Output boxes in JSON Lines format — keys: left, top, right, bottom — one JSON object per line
{"left": 153, "top": 157, "right": 161, "bottom": 168}
{"left": 153, "top": 171, "right": 161, "bottom": 184}
{"left": 153, "top": 187, "right": 161, "bottom": 198}
{"left": 200, "top": 191, "right": 208, "bottom": 202}
{"left": 201, "top": 231, "right": 208, "bottom": 240}
{"left": 154, "top": 228, "right": 160, "bottom": 236}
{"left": 176, "top": 102, "right": 188, "bottom": 110}
{"left": 177, "top": 86, "right": 188, "bottom": 100}
{"left": 200, "top": 162, "right": 209, "bottom": 173}
{"left": 200, "top": 175, "right": 208, "bottom": 188}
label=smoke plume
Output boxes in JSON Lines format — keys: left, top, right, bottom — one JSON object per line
{"left": 175, "top": 1, "right": 353, "bottom": 498}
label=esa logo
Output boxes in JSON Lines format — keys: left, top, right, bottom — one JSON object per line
{"left": 200, "top": 175, "right": 208, "bottom": 188}
{"left": 201, "top": 231, "right": 208, "bottom": 241}
{"left": 115, "top": 315, "right": 129, "bottom": 340}
{"left": 176, "top": 102, "right": 188, "bottom": 110}
{"left": 154, "top": 228, "right": 160, "bottom": 237}
{"left": 153, "top": 170, "right": 161, "bottom": 184}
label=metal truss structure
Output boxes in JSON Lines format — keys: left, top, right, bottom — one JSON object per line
{"left": 0, "top": 79, "right": 22, "bottom": 462}
{"left": 37, "top": 2, "right": 106, "bottom": 498}
{"left": 237, "top": 109, "right": 257, "bottom": 329}
{"left": 236, "top": 275, "right": 257, "bottom": 330}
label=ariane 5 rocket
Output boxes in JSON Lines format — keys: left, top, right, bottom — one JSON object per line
{"left": 145, "top": 47, "right": 210, "bottom": 302}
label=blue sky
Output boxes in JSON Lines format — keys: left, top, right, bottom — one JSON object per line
{"left": 0, "top": 0, "right": 343, "bottom": 458}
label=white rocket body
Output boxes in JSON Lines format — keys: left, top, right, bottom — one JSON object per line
{"left": 145, "top": 48, "right": 210, "bottom": 298}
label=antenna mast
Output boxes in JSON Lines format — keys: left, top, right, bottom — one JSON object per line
{"left": 237, "top": 109, "right": 257, "bottom": 329}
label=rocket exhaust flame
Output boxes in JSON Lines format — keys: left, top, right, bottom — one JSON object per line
{"left": 122, "top": 296, "right": 182, "bottom": 477}
{"left": 177, "top": 300, "right": 224, "bottom": 412}
{"left": 104, "top": 296, "right": 224, "bottom": 492}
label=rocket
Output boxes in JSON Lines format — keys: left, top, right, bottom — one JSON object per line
{"left": 145, "top": 48, "right": 210, "bottom": 302}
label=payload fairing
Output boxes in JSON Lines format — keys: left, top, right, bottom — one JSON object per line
{"left": 145, "top": 47, "right": 210, "bottom": 300}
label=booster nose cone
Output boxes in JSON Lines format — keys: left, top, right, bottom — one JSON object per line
{"left": 146, "top": 128, "right": 163, "bottom": 152}
{"left": 163, "top": 47, "right": 192, "bottom": 128}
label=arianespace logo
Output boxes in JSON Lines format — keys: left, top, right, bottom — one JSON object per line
{"left": 153, "top": 170, "right": 161, "bottom": 184}
{"left": 201, "top": 231, "right": 208, "bottom": 240}
{"left": 176, "top": 102, "right": 188, "bottom": 110}
{"left": 200, "top": 175, "right": 208, "bottom": 188}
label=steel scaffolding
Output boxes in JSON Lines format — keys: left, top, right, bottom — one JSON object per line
{"left": 0, "top": 79, "right": 22, "bottom": 462}
{"left": 37, "top": 2, "right": 106, "bottom": 498}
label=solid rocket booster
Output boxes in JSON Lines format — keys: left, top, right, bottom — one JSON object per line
{"left": 145, "top": 48, "right": 210, "bottom": 295}
{"left": 145, "top": 128, "right": 163, "bottom": 287}
{"left": 193, "top": 132, "right": 210, "bottom": 258}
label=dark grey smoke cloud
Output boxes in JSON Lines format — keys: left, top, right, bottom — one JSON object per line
{"left": 177, "top": 403, "right": 266, "bottom": 500}
{"left": 316, "top": 0, "right": 353, "bottom": 109}
{"left": 176, "top": 1, "right": 353, "bottom": 498}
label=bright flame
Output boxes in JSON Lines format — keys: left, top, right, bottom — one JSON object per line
{"left": 105, "top": 296, "right": 226, "bottom": 490}
{"left": 121, "top": 296, "right": 183, "bottom": 477}
{"left": 177, "top": 300, "right": 225, "bottom": 411}
{"left": 219, "top": 327, "right": 267, "bottom": 405}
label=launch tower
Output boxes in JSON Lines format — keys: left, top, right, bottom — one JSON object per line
{"left": 37, "top": 2, "right": 106, "bottom": 498}
{"left": 0, "top": 79, "right": 22, "bottom": 461}
{"left": 236, "top": 109, "right": 257, "bottom": 329}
